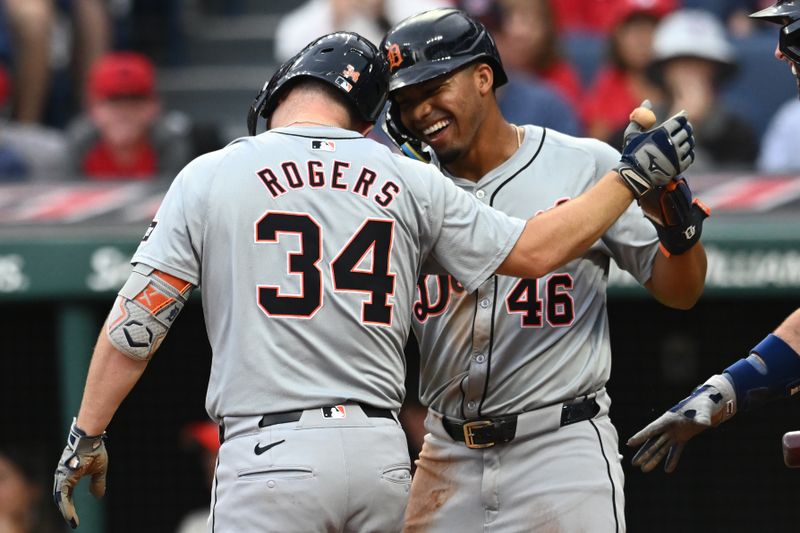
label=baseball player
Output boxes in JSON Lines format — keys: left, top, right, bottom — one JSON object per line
{"left": 51, "top": 31, "right": 694, "bottom": 532}
{"left": 380, "top": 8, "right": 708, "bottom": 532}
{"left": 628, "top": 0, "right": 800, "bottom": 474}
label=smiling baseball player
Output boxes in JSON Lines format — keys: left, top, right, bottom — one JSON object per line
{"left": 51, "top": 29, "right": 695, "bottom": 532}
{"left": 381, "top": 8, "right": 707, "bottom": 532}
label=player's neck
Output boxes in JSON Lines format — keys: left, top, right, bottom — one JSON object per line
{"left": 284, "top": 120, "right": 340, "bottom": 128}
{"left": 444, "top": 111, "right": 522, "bottom": 182}
{"left": 271, "top": 96, "right": 354, "bottom": 132}
{"left": 273, "top": 114, "right": 347, "bottom": 129}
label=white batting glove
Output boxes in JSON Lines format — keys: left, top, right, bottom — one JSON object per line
{"left": 53, "top": 419, "right": 108, "bottom": 529}
{"left": 627, "top": 374, "right": 736, "bottom": 473}
{"left": 615, "top": 104, "right": 695, "bottom": 198}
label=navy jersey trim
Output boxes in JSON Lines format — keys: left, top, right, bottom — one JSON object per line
{"left": 211, "top": 454, "right": 220, "bottom": 532}
{"left": 475, "top": 128, "right": 548, "bottom": 415}
{"left": 270, "top": 131, "right": 363, "bottom": 140}
{"left": 590, "top": 419, "right": 621, "bottom": 533}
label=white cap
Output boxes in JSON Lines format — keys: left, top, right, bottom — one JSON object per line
{"left": 651, "top": 9, "right": 735, "bottom": 67}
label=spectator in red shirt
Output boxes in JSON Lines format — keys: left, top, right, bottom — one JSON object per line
{"left": 493, "top": 0, "right": 583, "bottom": 110}
{"left": 550, "top": 0, "right": 619, "bottom": 35}
{"left": 582, "top": 0, "right": 676, "bottom": 144}
{"left": 67, "top": 51, "right": 193, "bottom": 181}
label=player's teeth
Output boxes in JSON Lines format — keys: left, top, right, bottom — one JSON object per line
{"left": 423, "top": 120, "right": 449, "bottom": 136}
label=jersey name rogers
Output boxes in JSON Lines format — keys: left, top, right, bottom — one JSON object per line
{"left": 256, "top": 159, "right": 401, "bottom": 207}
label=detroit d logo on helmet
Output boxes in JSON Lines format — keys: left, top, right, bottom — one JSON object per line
{"left": 386, "top": 44, "right": 403, "bottom": 71}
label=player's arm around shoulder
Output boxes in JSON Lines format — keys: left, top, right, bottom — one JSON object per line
{"left": 500, "top": 127, "right": 635, "bottom": 278}
{"left": 499, "top": 170, "right": 635, "bottom": 280}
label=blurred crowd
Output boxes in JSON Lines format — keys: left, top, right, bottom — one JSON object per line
{"left": 0, "top": 0, "right": 796, "bottom": 183}
{"left": 0, "top": 445, "right": 62, "bottom": 533}
{"left": 0, "top": 2, "right": 795, "bottom": 531}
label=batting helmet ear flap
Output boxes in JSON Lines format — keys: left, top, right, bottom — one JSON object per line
{"left": 381, "top": 101, "right": 430, "bottom": 162}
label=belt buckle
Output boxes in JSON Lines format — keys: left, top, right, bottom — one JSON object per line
{"left": 463, "top": 420, "right": 494, "bottom": 449}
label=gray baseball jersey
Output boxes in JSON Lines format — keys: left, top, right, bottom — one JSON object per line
{"left": 412, "top": 124, "right": 659, "bottom": 419}
{"left": 405, "top": 125, "right": 659, "bottom": 533}
{"left": 131, "top": 125, "right": 527, "bottom": 533}
{"left": 131, "top": 125, "right": 524, "bottom": 421}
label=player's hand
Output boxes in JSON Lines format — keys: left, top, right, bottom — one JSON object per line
{"left": 627, "top": 374, "right": 736, "bottom": 473}
{"left": 615, "top": 101, "right": 695, "bottom": 198}
{"left": 53, "top": 419, "right": 108, "bottom": 529}
{"left": 638, "top": 177, "right": 710, "bottom": 255}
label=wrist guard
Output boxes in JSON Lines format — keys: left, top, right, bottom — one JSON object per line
{"left": 639, "top": 177, "right": 710, "bottom": 256}
{"left": 724, "top": 334, "right": 800, "bottom": 412}
{"left": 107, "top": 263, "right": 192, "bottom": 361}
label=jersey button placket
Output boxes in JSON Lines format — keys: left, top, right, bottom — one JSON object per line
{"left": 463, "top": 279, "right": 493, "bottom": 418}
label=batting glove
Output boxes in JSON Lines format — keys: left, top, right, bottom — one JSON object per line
{"left": 53, "top": 419, "right": 108, "bottom": 529}
{"left": 627, "top": 374, "right": 736, "bottom": 473}
{"left": 638, "top": 177, "right": 711, "bottom": 256}
{"left": 615, "top": 105, "right": 695, "bottom": 198}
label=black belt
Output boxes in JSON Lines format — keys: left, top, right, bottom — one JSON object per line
{"left": 219, "top": 404, "right": 393, "bottom": 444}
{"left": 259, "top": 404, "right": 393, "bottom": 428}
{"left": 442, "top": 397, "right": 600, "bottom": 449}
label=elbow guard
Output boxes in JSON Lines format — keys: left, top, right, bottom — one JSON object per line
{"left": 724, "top": 334, "right": 800, "bottom": 412}
{"left": 106, "top": 264, "right": 193, "bottom": 361}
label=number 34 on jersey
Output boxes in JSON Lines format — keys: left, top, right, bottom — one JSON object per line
{"left": 256, "top": 211, "right": 395, "bottom": 325}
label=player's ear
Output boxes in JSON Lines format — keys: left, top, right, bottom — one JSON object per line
{"left": 474, "top": 63, "right": 494, "bottom": 96}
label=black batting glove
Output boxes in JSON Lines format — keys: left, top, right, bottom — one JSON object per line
{"left": 639, "top": 177, "right": 710, "bottom": 256}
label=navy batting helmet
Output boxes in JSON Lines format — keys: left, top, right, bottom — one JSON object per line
{"left": 247, "top": 32, "right": 389, "bottom": 135}
{"left": 380, "top": 8, "right": 508, "bottom": 93}
{"left": 751, "top": 1, "right": 800, "bottom": 64}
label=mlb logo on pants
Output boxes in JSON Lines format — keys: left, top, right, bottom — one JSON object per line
{"left": 322, "top": 405, "right": 346, "bottom": 419}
